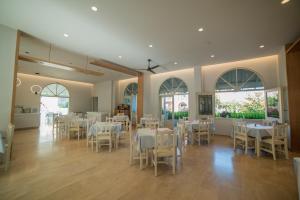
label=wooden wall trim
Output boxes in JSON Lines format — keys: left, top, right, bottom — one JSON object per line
{"left": 286, "top": 37, "right": 300, "bottom": 151}
{"left": 137, "top": 74, "right": 144, "bottom": 123}
{"left": 90, "top": 59, "right": 141, "bottom": 77}
{"left": 19, "top": 55, "right": 104, "bottom": 77}
{"left": 286, "top": 37, "right": 300, "bottom": 54}
{"left": 10, "top": 30, "right": 21, "bottom": 124}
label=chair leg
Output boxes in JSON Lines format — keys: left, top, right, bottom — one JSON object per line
{"left": 140, "top": 151, "right": 143, "bottom": 170}
{"left": 233, "top": 137, "right": 236, "bottom": 150}
{"left": 109, "top": 140, "right": 112, "bottom": 152}
{"left": 146, "top": 149, "right": 149, "bottom": 166}
{"left": 172, "top": 156, "right": 176, "bottom": 175}
{"left": 272, "top": 143, "right": 276, "bottom": 160}
{"left": 245, "top": 140, "right": 248, "bottom": 154}
{"left": 284, "top": 140, "right": 289, "bottom": 159}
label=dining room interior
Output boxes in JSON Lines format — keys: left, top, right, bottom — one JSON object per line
{"left": 1, "top": 0, "right": 300, "bottom": 199}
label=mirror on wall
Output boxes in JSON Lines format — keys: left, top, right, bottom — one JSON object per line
{"left": 198, "top": 94, "right": 214, "bottom": 116}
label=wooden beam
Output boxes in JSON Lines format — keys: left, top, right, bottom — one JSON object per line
{"left": 286, "top": 39, "right": 300, "bottom": 151}
{"left": 18, "top": 55, "right": 104, "bottom": 77}
{"left": 286, "top": 37, "right": 300, "bottom": 54}
{"left": 10, "top": 30, "right": 21, "bottom": 124}
{"left": 90, "top": 59, "right": 141, "bottom": 77}
{"left": 137, "top": 74, "right": 144, "bottom": 123}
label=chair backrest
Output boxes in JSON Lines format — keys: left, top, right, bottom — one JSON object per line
{"left": 198, "top": 121, "right": 209, "bottom": 133}
{"left": 262, "top": 120, "right": 275, "bottom": 126}
{"left": 145, "top": 120, "right": 159, "bottom": 129}
{"left": 183, "top": 117, "right": 189, "bottom": 121}
{"left": 106, "top": 117, "right": 114, "bottom": 123}
{"left": 96, "top": 124, "right": 112, "bottom": 137}
{"left": 154, "top": 129, "right": 176, "bottom": 150}
{"left": 144, "top": 114, "right": 152, "bottom": 118}
{"left": 69, "top": 119, "right": 79, "bottom": 129}
{"left": 177, "top": 123, "right": 185, "bottom": 140}
{"left": 5, "top": 123, "right": 15, "bottom": 170}
{"left": 272, "top": 124, "right": 288, "bottom": 139}
{"left": 235, "top": 123, "right": 247, "bottom": 137}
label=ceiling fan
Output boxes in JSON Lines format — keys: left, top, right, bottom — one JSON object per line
{"left": 139, "top": 59, "right": 160, "bottom": 74}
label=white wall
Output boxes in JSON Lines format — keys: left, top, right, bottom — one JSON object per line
{"left": 16, "top": 73, "right": 93, "bottom": 113}
{"left": 0, "top": 25, "right": 17, "bottom": 132}
{"left": 201, "top": 55, "right": 279, "bottom": 93}
{"left": 93, "top": 80, "right": 114, "bottom": 113}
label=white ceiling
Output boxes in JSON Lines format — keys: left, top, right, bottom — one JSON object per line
{"left": 18, "top": 60, "right": 133, "bottom": 83}
{"left": 1, "top": 0, "right": 300, "bottom": 71}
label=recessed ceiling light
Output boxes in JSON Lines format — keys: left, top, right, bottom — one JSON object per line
{"left": 198, "top": 28, "right": 204, "bottom": 32}
{"left": 148, "top": 44, "right": 153, "bottom": 48}
{"left": 259, "top": 45, "right": 265, "bottom": 48}
{"left": 174, "top": 62, "right": 178, "bottom": 65}
{"left": 210, "top": 54, "right": 215, "bottom": 58}
{"left": 281, "top": 0, "right": 290, "bottom": 4}
{"left": 91, "top": 6, "right": 98, "bottom": 11}
{"left": 118, "top": 55, "right": 122, "bottom": 59}
{"left": 63, "top": 33, "right": 69, "bottom": 38}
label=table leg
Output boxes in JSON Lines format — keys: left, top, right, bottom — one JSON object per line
{"left": 256, "top": 134, "right": 260, "bottom": 157}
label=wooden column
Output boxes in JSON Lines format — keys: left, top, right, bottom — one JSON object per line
{"left": 286, "top": 38, "right": 300, "bottom": 151}
{"left": 137, "top": 73, "right": 144, "bottom": 123}
{"left": 10, "top": 30, "right": 21, "bottom": 124}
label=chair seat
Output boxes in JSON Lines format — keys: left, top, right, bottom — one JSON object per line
{"left": 235, "top": 135, "right": 255, "bottom": 141}
{"left": 153, "top": 148, "right": 174, "bottom": 157}
{"left": 261, "top": 138, "right": 285, "bottom": 145}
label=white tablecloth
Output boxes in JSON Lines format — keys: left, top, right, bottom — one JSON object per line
{"left": 247, "top": 124, "right": 273, "bottom": 141}
{"left": 113, "top": 115, "right": 129, "bottom": 122}
{"left": 136, "top": 128, "right": 174, "bottom": 151}
{"left": 88, "top": 122, "right": 123, "bottom": 136}
{"left": 0, "top": 132, "right": 4, "bottom": 154}
{"left": 140, "top": 117, "right": 155, "bottom": 125}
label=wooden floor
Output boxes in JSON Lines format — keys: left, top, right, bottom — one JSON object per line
{"left": 0, "top": 127, "right": 298, "bottom": 200}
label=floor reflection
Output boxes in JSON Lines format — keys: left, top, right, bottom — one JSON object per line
{"left": 213, "top": 148, "right": 233, "bottom": 176}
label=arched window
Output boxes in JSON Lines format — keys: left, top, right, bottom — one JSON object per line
{"left": 215, "top": 68, "right": 265, "bottom": 119}
{"left": 215, "top": 68, "right": 264, "bottom": 92}
{"left": 159, "top": 78, "right": 189, "bottom": 127}
{"left": 41, "top": 83, "right": 70, "bottom": 98}
{"left": 159, "top": 77, "right": 188, "bottom": 95}
{"left": 124, "top": 83, "right": 138, "bottom": 96}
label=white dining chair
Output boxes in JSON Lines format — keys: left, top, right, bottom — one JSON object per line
{"left": 192, "top": 121, "right": 210, "bottom": 145}
{"left": 233, "top": 122, "right": 255, "bottom": 154}
{"left": 152, "top": 128, "right": 176, "bottom": 176}
{"left": 129, "top": 126, "right": 148, "bottom": 169}
{"left": 260, "top": 124, "right": 289, "bottom": 160}
{"left": 145, "top": 120, "right": 159, "bottom": 129}
{"left": 96, "top": 124, "right": 114, "bottom": 152}
{"left": 4, "top": 123, "right": 15, "bottom": 171}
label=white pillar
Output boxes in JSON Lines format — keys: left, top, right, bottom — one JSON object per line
{"left": 0, "top": 25, "right": 17, "bottom": 131}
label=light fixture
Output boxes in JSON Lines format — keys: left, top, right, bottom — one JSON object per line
{"left": 198, "top": 27, "right": 204, "bottom": 32}
{"left": 259, "top": 45, "right": 265, "bottom": 48}
{"left": 30, "top": 85, "right": 42, "bottom": 95}
{"left": 63, "top": 33, "right": 69, "bottom": 38}
{"left": 118, "top": 55, "right": 122, "bottom": 59}
{"left": 148, "top": 44, "right": 153, "bottom": 48}
{"left": 210, "top": 54, "right": 215, "bottom": 58}
{"left": 16, "top": 78, "right": 22, "bottom": 87}
{"left": 174, "top": 62, "right": 178, "bottom": 65}
{"left": 91, "top": 6, "right": 98, "bottom": 11}
{"left": 281, "top": 0, "right": 290, "bottom": 4}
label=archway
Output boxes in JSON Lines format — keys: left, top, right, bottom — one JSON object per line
{"left": 40, "top": 83, "right": 70, "bottom": 125}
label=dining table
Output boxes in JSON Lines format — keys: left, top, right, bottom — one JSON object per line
{"left": 88, "top": 122, "right": 123, "bottom": 137}
{"left": 0, "top": 131, "right": 5, "bottom": 154}
{"left": 136, "top": 128, "right": 174, "bottom": 151}
{"left": 246, "top": 123, "right": 273, "bottom": 157}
